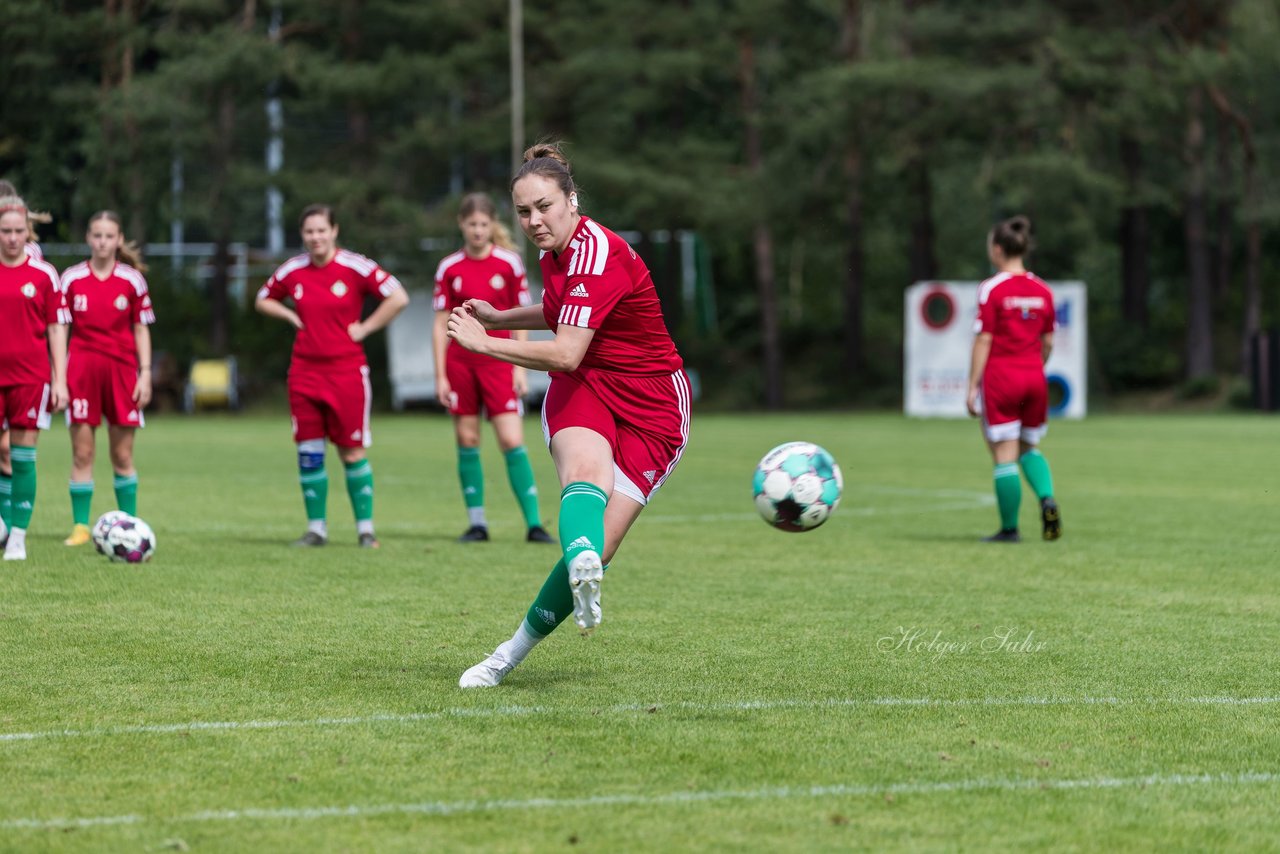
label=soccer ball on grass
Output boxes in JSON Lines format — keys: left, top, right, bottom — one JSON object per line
{"left": 753, "top": 442, "right": 843, "bottom": 532}
{"left": 103, "top": 515, "right": 157, "bottom": 563}
{"left": 91, "top": 510, "right": 129, "bottom": 555}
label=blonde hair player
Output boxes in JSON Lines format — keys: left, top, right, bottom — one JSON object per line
{"left": 59, "top": 211, "right": 157, "bottom": 546}
{"left": 0, "top": 193, "right": 71, "bottom": 560}
{"left": 433, "top": 192, "right": 554, "bottom": 544}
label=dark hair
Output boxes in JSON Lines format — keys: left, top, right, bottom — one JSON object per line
{"left": 459, "top": 192, "right": 515, "bottom": 251}
{"left": 298, "top": 203, "right": 336, "bottom": 229}
{"left": 88, "top": 209, "right": 149, "bottom": 273}
{"left": 511, "top": 141, "right": 576, "bottom": 200}
{"left": 990, "top": 215, "right": 1032, "bottom": 257}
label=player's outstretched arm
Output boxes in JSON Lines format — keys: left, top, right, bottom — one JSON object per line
{"left": 448, "top": 308, "right": 591, "bottom": 372}
{"left": 465, "top": 299, "right": 547, "bottom": 331}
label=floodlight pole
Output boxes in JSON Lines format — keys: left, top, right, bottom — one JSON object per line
{"left": 510, "top": 0, "right": 524, "bottom": 245}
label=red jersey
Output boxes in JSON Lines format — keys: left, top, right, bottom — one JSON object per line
{"left": 0, "top": 253, "right": 69, "bottom": 385}
{"left": 258, "top": 249, "right": 403, "bottom": 370}
{"left": 974, "top": 272, "right": 1055, "bottom": 369}
{"left": 60, "top": 261, "right": 156, "bottom": 368}
{"left": 540, "top": 217, "right": 682, "bottom": 376}
{"left": 434, "top": 246, "right": 530, "bottom": 363}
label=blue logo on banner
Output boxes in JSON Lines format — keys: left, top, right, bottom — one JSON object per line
{"left": 1056, "top": 300, "right": 1071, "bottom": 327}
{"left": 1047, "top": 374, "right": 1071, "bottom": 417}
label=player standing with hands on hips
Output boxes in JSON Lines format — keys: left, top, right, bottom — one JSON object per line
{"left": 256, "top": 204, "right": 409, "bottom": 548}
{"left": 0, "top": 193, "right": 70, "bottom": 561}
{"left": 433, "top": 192, "right": 554, "bottom": 544}
{"left": 966, "top": 215, "right": 1062, "bottom": 543}
{"left": 449, "top": 142, "right": 692, "bottom": 688}
{"left": 59, "top": 211, "right": 156, "bottom": 546}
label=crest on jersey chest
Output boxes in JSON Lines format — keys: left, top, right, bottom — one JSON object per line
{"left": 114, "top": 294, "right": 129, "bottom": 311}
{"left": 20, "top": 282, "right": 37, "bottom": 298}
{"left": 490, "top": 274, "right": 504, "bottom": 290}
{"left": 331, "top": 281, "right": 349, "bottom": 297}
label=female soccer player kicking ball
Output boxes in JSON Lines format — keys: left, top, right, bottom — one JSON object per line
{"left": 449, "top": 143, "right": 692, "bottom": 687}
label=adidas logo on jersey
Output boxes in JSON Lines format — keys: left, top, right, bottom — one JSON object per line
{"left": 568, "top": 536, "right": 594, "bottom": 550}
{"left": 535, "top": 607, "right": 557, "bottom": 625}
{"left": 27, "top": 408, "right": 37, "bottom": 418}
{"left": 569, "top": 283, "right": 589, "bottom": 298}
{"left": 127, "top": 410, "right": 139, "bottom": 422}
{"left": 643, "top": 470, "right": 657, "bottom": 484}
{"left": 505, "top": 398, "right": 517, "bottom": 410}
{"left": 350, "top": 430, "right": 362, "bottom": 441}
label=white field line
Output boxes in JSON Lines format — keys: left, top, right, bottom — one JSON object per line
{"left": 3, "top": 695, "right": 1277, "bottom": 744}
{"left": 3, "top": 771, "right": 1278, "bottom": 831}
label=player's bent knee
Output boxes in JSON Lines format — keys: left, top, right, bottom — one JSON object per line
{"left": 297, "top": 439, "right": 325, "bottom": 471}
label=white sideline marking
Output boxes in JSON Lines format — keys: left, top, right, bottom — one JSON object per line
{"left": 3, "top": 771, "right": 1277, "bottom": 830}
{"left": 3, "top": 695, "right": 1277, "bottom": 744}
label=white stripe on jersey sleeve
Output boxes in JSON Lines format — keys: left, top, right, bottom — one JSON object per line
{"left": 434, "top": 250, "right": 465, "bottom": 284}
{"left": 28, "top": 257, "right": 62, "bottom": 291}
{"left": 335, "top": 249, "right": 377, "bottom": 277}
{"left": 377, "top": 275, "right": 403, "bottom": 298}
{"left": 571, "top": 220, "right": 609, "bottom": 277}
{"left": 59, "top": 261, "right": 91, "bottom": 292}
{"left": 492, "top": 246, "right": 526, "bottom": 278}
{"left": 976, "top": 272, "right": 1011, "bottom": 306}
{"left": 116, "top": 263, "right": 150, "bottom": 297}
{"left": 557, "top": 304, "right": 592, "bottom": 328}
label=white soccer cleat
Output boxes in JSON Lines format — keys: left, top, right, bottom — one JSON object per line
{"left": 3, "top": 538, "right": 26, "bottom": 562}
{"left": 459, "top": 653, "right": 514, "bottom": 688}
{"left": 567, "top": 549, "right": 604, "bottom": 633}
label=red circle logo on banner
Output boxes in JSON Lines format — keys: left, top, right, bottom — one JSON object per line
{"left": 920, "top": 285, "right": 955, "bottom": 330}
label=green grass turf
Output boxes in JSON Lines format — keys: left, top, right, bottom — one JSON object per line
{"left": 1, "top": 410, "right": 1278, "bottom": 851}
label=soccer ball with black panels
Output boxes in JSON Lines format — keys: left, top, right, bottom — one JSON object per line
{"left": 753, "top": 441, "right": 843, "bottom": 532}
{"left": 92, "top": 512, "right": 157, "bottom": 563}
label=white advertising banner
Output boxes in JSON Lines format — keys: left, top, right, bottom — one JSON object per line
{"left": 904, "top": 281, "right": 1087, "bottom": 419}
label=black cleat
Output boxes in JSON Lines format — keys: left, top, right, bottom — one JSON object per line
{"left": 291, "top": 531, "right": 328, "bottom": 547}
{"left": 1041, "top": 498, "right": 1062, "bottom": 541}
{"left": 458, "top": 525, "right": 490, "bottom": 543}
{"left": 526, "top": 525, "right": 555, "bottom": 544}
{"left": 982, "top": 529, "right": 1021, "bottom": 543}
{"left": 358, "top": 532, "right": 381, "bottom": 549}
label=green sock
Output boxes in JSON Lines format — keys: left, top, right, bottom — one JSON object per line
{"left": 10, "top": 446, "right": 37, "bottom": 530}
{"left": 299, "top": 466, "right": 328, "bottom": 522}
{"left": 525, "top": 559, "right": 572, "bottom": 635}
{"left": 345, "top": 459, "right": 374, "bottom": 523}
{"left": 113, "top": 472, "right": 138, "bottom": 516}
{"left": 70, "top": 480, "right": 94, "bottom": 526}
{"left": 504, "top": 445, "right": 542, "bottom": 528}
{"left": 993, "top": 462, "right": 1021, "bottom": 531}
{"left": 457, "top": 446, "right": 484, "bottom": 515}
{"left": 1019, "top": 449, "right": 1055, "bottom": 501}
{"left": 0, "top": 471, "right": 12, "bottom": 528}
{"left": 559, "top": 481, "right": 607, "bottom": 564}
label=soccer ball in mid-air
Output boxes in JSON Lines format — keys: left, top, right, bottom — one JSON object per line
{"left": 91, "top": 510, "right": 129, "bottom": 555}
{"left": 753, "top": 442, "right": 843, "bottom": 532}
{"left": 103, "top": 515, "right": 157, "bottom": 563}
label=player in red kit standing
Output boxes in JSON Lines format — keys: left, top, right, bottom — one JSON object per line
{"left": 433, "top": 192, "right": 553, "bottom": 544}
{"left": 255, "top": 204, "right": 409, "bottom": 548}
{"left": 449, "top": 143, "right": 692, "bottom": 688}
{"left": 0, "top": 194, "right": 70, "bottom": 561}
{"left": 0, "top": 180, "right": 52, "bottom": 539}
{"left": 59, "top": 211, "right": 157, "bottom": 546}
{"left": 966, "top": 216, "right": 1062, "bottom": 543}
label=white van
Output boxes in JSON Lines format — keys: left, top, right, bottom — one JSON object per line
{"left": 386, "top": 290, "right": 552, "bottom": 410}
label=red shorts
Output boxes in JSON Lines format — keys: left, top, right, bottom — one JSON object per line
{"left": 981, "top": 364, "right": 1048, "bottom": 444}
{"left": 541, "top": 367, "right": 691, "bottom": 505}
{"left": 289, "top": 364, "right": 372, "bottom": 448}
{"left": 67, "top": 350, "right": 145, "bottom": 428}
{"left": 445, "top": 352, "right": 522, "bottom": 419}
{"left": 0, "top": 382, "right": 52, "bottom": 431}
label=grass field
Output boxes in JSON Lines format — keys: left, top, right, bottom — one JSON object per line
{"left": 1, "top": 410, "right": 1278, "bottom": 851}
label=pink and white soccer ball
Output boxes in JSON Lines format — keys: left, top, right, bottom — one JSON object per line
{"left": 103, "top": 515, "right": 157, "bottom": 563}
{"left": 91, "top": 510, "right": 129, "bottom": 556}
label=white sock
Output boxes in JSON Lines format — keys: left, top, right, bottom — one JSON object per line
{"left": 493, "top": 620, "right": 544, "bottom": 666}
{"left": 356, "top": 519, "right": 375, "bottom": 536}
{"left": 6, "top": 528, "right": 26, "bottom": 549}
{"left": 468, "top": 507, "right": 487, "bottom": 528}
{"left": 307, "top": 519, "right": 328, "bottom": 537}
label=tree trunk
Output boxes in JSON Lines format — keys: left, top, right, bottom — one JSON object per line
{"left": 1118, "top": 136, "right": 1149, "bottom": 328}
{"left": 1212, "top": 108, "right": 1232, "bottom": 299}
{"left": 840, "top": 0, "right": 864, "bottom": 379}
{"left": 122, "top": 0, "right": 146, "bottom": 241}
{"left": 738, "top": 36, "right": 782, "bottom": 408}
{"left": 907, "top": 155, "right": 936, "bottom": 283}
{"left": 1183, "top": 87, "right": 1214, "bottom": 381}
{"left": 209, "top": 89, "right": 236, "bottom": 356}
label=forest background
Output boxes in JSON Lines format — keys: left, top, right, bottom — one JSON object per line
{"left": 2, "top": 0, "right": 1277, "bottom": 410}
